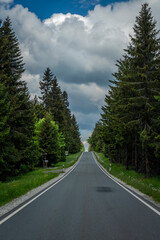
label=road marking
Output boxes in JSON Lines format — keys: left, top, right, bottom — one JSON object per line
{"left": 0, "top": 152, "right": 83, "bottom": 225}
{"left": 92, "top": 152, "right": 160, "bottom": 216}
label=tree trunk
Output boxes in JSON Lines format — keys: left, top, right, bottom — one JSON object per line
{"left": 135, "top": 135, "right": 138, "bottom": 171}
{"left": 145, "top": 145, "right": 150, "bottom": 177}
{"left": 126, "top": 145, "right": 129, "bottom": 170}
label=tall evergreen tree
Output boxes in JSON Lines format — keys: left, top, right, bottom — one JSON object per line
{"left": 39, "top": 68, "right": 54, "bottom": 111}
{"left": 100, "top": 3, "right": 160, "bottom": 176}
{"left": 38, "top": 113, "right": 59, "bottom": 164}
{"left": 124, "top": 3, "right": 160, "bottom": 176}
{"left": 32, "top": 95, "right": 45, "bottom": 120}
{"left": 35, "top": 113, "right": 65, "bottom": 165}
{"left": 0, "top": 17, "right": 24, "bottom": 90}
{"left": 70, "top": 115, "right": 81, "bottom": 153}
{"left": 62, "top": 91, "right": 73, "bottom": 151}
{"left": 49, "top": 76, "right": 66, "bottom": 128}
{"left": 0, "top": 83, "right": 11, "bottom": 179}
{"left": 0, "top": 17, "right": 39, "bottom": 179}
{"left": 39, "top": 68, "right": 81, "bottom": 154}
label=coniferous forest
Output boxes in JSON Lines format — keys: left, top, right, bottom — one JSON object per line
{"left": 0, "top": 17, "right": 81, "bottom": 181}
{"left": 88, "top": 4, "right": 160, "bottom": 177}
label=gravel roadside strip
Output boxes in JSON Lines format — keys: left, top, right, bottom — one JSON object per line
{"left": 0, "top": 166, "right": 73, "bottom": 218}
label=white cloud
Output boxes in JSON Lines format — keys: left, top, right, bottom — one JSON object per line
{"left": 22, "top": 72, "right": 41, "bottom": 99}
{"left": 0, "top": 0, "right": 160, "bottom": 140}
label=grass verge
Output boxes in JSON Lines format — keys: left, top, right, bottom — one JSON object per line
{"left": 0, "top": 170, "right": 58, "bottom": 207}
{"left": 94, "top": 152, "right": 160, "bottom": 203}
{"left": 0, "top": 152, "right": 82, "bottom": 207}
{"left": 51, "top": 151, "right": 82, "bottom": 169}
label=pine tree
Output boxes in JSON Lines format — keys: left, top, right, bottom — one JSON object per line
{"left": 0, "top": 17, "right": 24, "bottom": 90}
{"left": 49, "top": 76, "right": 66, "bottom": 128}
{"left": 38, "top": 113, "right": 59, "bottom": 163}
{"left": 0, "top": 17, "right": 39, "bottom": 179}
{"left": 39, "top": 68, "right": 54, "bottom": 111}
{"left": 70, "top": 115, "right": 81, "bottom": 153}
{"left": 88, "top": 121, "right": 105, "bottom": 152}
{"left": 35, "top": 113, "right": 65, "bottom": 165}
{"left": 32, "top": 95, "right": 45, "bottom": 120}
{"left": 124, "top": 3, "right": 160, "bottom": 176}
{"left": 39, "top": 68, "right": 81, "bottom": 154}
{"left": 0, "top": 83, "right": 11, "bottom": 179}
{"left": 101, "top": 3, "right": 160, "bottom": 176}
{"left": 62, "top": 91, "right": 73, "bottom": 151}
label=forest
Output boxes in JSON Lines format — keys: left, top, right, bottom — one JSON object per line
{"left": 0, "top": 17, "right": 81, "bottom": 181}
{"left": 88, "top": 3, "right": 160, "bottom": 177}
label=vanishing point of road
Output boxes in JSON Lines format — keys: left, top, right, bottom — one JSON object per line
{"left": 0, "top": 152, "right": 160, "bottom": 240}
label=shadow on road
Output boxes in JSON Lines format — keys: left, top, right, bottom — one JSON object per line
{"left": 96, "top": 186, "right": 113, "bottom": 193}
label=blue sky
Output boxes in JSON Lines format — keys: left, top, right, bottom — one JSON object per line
{"left": 13, "top": 0, "right": 129, "bottom": 20}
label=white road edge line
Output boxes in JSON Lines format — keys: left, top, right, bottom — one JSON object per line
{"left": 92, "top": 152, "right": 160, "bottom": 216}
{"left": 0, "top": 152, "right": 84, "bottom": 225}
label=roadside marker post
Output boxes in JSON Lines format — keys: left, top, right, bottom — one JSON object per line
{"left": 42, "top": 153, "right": 48, "bottom": 168}
{"left": 65, "top": 151, "right": 69, "bottom": 168}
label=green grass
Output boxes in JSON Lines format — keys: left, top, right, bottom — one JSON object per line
{"left": 94, "top": 152, "right": 160, "bottom": 203}
{"left": 0, "top": 152, "right": 82, "bottom": 207}
{"left": 0, "top": 169, "right": 58, "bottom": 207}
{"left": 51, "top": 151, "right": 82, "bottom": 169}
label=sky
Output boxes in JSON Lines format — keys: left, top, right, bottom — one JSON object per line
{"left": 0, "top": 0, "right": 160, "bottom": 147}
{"left": 12, "top": 0, "right": 130, "bottom": 20}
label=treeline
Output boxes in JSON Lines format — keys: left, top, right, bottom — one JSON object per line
{"left": 88, "top": 4, "right": 160, "bottom": 177}
{"left": 0, "top": 17, "right": 81, "bottom": 181}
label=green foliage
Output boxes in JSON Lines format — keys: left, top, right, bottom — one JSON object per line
{"left": 0, "top": 17, "right": 39, "bottom": 181}
{"left": 0, "top": 83, "right": 11, "bottom": 179}
{"left": 39, "top": 67, "right": 81, "bottom": 154}
{"left": 88, "top": 121, "right": 105, "bottom": 152}
{"left": 34, "top": 113, "right": 65, "bottom": 165}
{"left": 91, "top": 3, "right": 160, "bottom": 177}
{"left": 31, "top": 95, "right": 45, "bottom": 121}
{"left": 69, "top": 114, "right": 81, "bottom": 153}
{"left": 0, "top": 17, "right": 81, "bottom": 181}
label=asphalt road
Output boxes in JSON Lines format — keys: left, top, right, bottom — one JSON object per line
{"left": 0, "top": 152, "right": 160, "bottom": 240}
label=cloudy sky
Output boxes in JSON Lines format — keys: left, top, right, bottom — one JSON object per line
{"left": 0, "top": 0, "right": 160, "bottom": 145}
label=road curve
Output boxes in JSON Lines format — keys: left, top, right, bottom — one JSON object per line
{"left": 0, "top": 152, "right": 160, "bottom": 240}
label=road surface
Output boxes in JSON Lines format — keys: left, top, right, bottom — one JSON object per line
{"left": 0, "top": 152, "right": 160, "bottom": 240}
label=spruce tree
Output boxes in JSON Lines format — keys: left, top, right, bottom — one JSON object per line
{"left": 39, "top": 68, "right": 54, "bottom": 111}
{"left": 124, "top": 3, "right": 160, "bottom": 176}
{"left": 0, "top": 83, "right": 11, "bottom": 179}
{"left": 0, "top": 17, "right": 38, "bottom": 179}
{"left": 39, "top": 68, "right": 82, "bottom": 154}
{"left": 101, "top": 3, "right": 160, "bottom": 176}
{"left": 32, "top": 95, "right": 45, "bottom": 120}
{"left": 62, "top": 91, "right": 73, "bottom": 151}
{"left": 37, "top": 113, "right": 65, "bottom": 164}
{"left": 70, "top": 115, "right": 81, "bottom": 153}
{"left": 0, "top": 17, "right": 24, "bottom": 90}
{"left": 49, "top": 76, "right": 66, "bottom": 128}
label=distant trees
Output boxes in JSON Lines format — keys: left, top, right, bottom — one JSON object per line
{"left": 0, "top": 17, "right": 81, "bottom": 181}
{"left": 39, "top": 67, "right": 81, "bottom": 154}
{"left": 89, "top": 3, "right": 160, "bottom": 177}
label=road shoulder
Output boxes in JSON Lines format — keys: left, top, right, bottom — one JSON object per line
{"left": 0, "top": 166, "right": 73, "bottom": 218}
{"left": 92, "top": 152, "right": 160, "bottom": 212}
